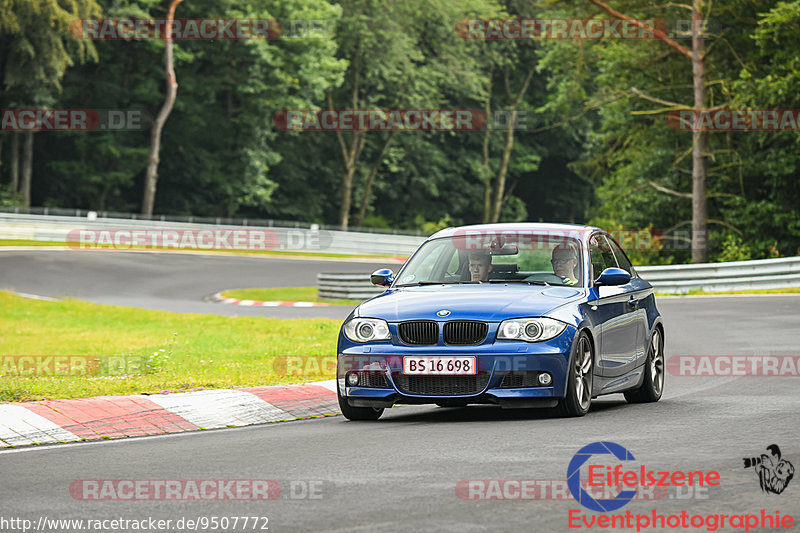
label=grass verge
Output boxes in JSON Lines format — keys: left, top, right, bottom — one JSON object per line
{"left": 220, "top": 286, "right": 364, "bottom": 306}
{"left": 0, "top": 291, "right": 340, "bottom": 402}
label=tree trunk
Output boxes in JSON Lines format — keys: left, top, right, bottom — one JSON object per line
{"left": 335, "top": 45, "right": 362, "bottom": 230}
{"left": 489, "top": 66, "right": 535, "bottom": 223}
{"left": 20, "top": 132, "right": 33, "bottom": 207}
{"left": 335, "top": 127, "right": 365, "bottom": 231}
{"left": 141, "top": 0, "right": 183, "bottom": 216}
{"left": 481, "top": 81, "right": 492, "bottom": 223}
{"left": 10, "top": 133, "right": 19, "bottom": 194}
{"left": 355, "top": 132, "right": 394, "bottom": 228}
{"left": 490, "top": 109, "right": 517, "bottom": 223}
{"left": 690, "top": 2, "right": 708, "bottom": 263}
{"left": 339, "top": 152, "right": 357, "bottom": 230}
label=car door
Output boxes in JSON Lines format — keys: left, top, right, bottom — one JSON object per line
{"left": 587, "top": 233, "right": 642, "bottom": 378}
{"left": 605, "top": 235, "right": 650, "bottom": 373}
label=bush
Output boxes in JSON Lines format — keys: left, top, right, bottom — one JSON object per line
{"left": 717, "top": 234, "right": 752, "bottom": 262}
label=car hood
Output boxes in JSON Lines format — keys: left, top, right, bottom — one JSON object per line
{"left": 356, "top": 284, "right": 587, "bottom": 322}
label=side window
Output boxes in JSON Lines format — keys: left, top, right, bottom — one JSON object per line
{"left": 598, "top": 235, "right": 619, "bottom": 271}
{"left": 588, "top": 235, "right": 608, "bottom": 281}
{"left": 605, "top": 235, "right": 635, "bottom": 276}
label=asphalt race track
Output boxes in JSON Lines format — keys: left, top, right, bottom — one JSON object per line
{"left": 1, "top": 250, "right": 799, "bottom": 532}
{"left": 0, "top": 250, "right": 391, "bottom": 318}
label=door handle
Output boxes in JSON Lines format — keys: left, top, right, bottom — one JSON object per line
{"left": 627, "top": 296, "right": 638, "bottom": 309}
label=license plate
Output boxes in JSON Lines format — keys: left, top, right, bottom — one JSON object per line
{"left": 402, "top": 356, "right": 477, "bottom": 375}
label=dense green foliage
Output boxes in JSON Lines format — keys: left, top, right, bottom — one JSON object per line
{"left": 1, "top": 0, "right": 798, "bottom": 262}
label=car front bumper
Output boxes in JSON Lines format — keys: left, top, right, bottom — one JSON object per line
{"left": 337, "top": 332, "right": 575, "bottom": 409}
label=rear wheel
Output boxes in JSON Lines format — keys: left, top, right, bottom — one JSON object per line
{"left": 337, "top": 387, "right": 384, "bottom": 421}
{"left": 557, "top": 332, "right": 593, "bottom": 417}
{"left": 624, "top": 327, "right": 664, "bottom": 403}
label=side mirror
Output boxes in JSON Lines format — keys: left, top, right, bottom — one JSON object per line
{"left": 370, "top": 268, "right": 394, "bottom": 287}
{"left": 594, "top": 267, "right": 631, "bottom": 286}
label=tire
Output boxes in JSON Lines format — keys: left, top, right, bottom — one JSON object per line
{"left": 337, "top": 387, "right": 384, "bottom": 421}
{"left": 557, "top": 331, "right": 593, "bottom": 417}
{"left": 624, "top": 327, "right": 665, "bottom": 403}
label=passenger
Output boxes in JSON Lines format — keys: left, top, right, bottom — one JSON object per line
{"left": 468, "top": 251, "right": 493, "bottom": 282}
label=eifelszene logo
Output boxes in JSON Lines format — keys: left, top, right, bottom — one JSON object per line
{"left": 567, "top": 441, "right": 638, "bottom": 512}
{"left": 566, "top": 441, "right": 796, "bottom": 531}
{"left": 567, "top": 441, "right": 721, "bottom": 512}
{"left": 743, "top": 444, "right": 795, "bottom": 495}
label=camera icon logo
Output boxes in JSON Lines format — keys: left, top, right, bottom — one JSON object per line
{"left": 743, "top": 444, "right": 794, "bottom": 495}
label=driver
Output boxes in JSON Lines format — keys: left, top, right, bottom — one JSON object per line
{"left": 551, "top": 243, "right": 579, "bottom": 285}
{"left": 468, "top": 251, "right": 493, "bottom": 282}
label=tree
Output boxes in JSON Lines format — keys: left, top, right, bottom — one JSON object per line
{"left": 328, "top": 0, "right": 494, "bottom": 229}
{"left": 726, "top": 0, "right": 800, "bottom": 257}
{"left": 0, "top": 0, "right": 100, "bottom": 206}
{"left": 141, "top": 0, "right": 183, "bottom": 216}
{"left": 39, "top": 0, "right": 347, "bottom": 216}
{"left": 587, "top": 0, "right": 709, "bottom": 262}
{"left": 534, "top": 0, "right": 774, "bottom": 262}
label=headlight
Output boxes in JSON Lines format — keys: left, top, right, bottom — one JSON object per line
{"left": 343, "top": 318, "right": 391, "bottom": 343}
{"left": 497, "top": 318, "right": 566, "bottom": 342}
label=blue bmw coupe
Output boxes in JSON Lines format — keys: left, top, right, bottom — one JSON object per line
{"left": 336, "top": 223, "right": 664, "bottom": 419}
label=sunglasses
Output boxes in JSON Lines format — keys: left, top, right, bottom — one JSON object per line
{"left": 551, "top": 257, "right": 574, "bottom": 265}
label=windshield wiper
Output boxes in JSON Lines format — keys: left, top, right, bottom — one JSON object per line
{"left": 487, "top": 279, "right": 550, "bottom": 286}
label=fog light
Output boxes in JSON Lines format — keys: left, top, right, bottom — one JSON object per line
{"left": 538, "top": 372, "right": 552, "bottom": 386}
{"left": 346, "top": 372, "right": 360, "bottom": 386}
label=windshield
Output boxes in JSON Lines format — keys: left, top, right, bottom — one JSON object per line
{"left": 395, "top": 232, "right": 585, "bottom": 287}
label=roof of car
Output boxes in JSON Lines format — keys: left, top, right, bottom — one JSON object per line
{"left": 428, "top": 222, "right": 602, "bottom": 240}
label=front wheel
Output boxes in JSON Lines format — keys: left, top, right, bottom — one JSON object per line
{"left": 624, "top": 327, "right": 665, "bottom": 403}
{"left": 557, "top": 332, "right": 593, "bottom": 417}
{"left": 337, "top": 387, "right": 384, "bottom": 421}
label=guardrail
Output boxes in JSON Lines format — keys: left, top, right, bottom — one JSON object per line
{"left": 636, "top": 256, "right": 800, "bottom": 292}
{"left": 317, "top": 273, "right": 387, "bottom": 300}
{"left": 0, "top": 213, "right": 425, "bottom": 256}
{"left": 318, "top": 256, "right": 800, "bottom": 300}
